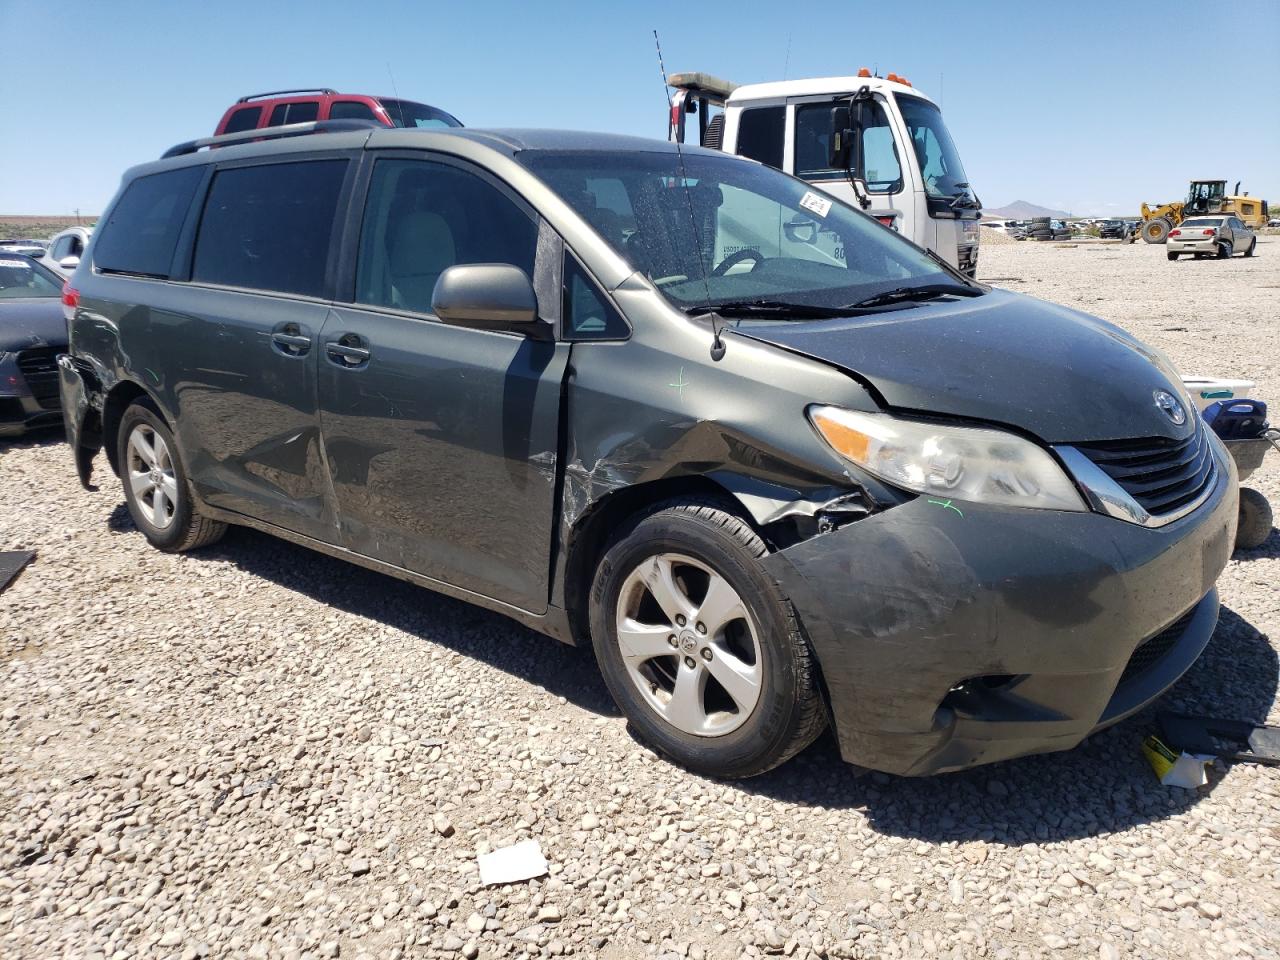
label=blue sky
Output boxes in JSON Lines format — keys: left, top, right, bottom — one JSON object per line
{"left": 2, "top": 0, "right": 1277, "bottom": 217}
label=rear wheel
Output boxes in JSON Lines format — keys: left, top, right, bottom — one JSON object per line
{"left": 1141, "top": 218, "right": 1171, "bottom": 244}
{"left": 588, "top": 499, "right": 825, "bottom": 778}
{"left": 118, "top": 401, "right": 226, "bottom": 552}
{"left": 1218, "top": 241, "right": 1233, "bottom": 259}
{"left": 1244, "top": 238, "right": 1256, "bottom": 257}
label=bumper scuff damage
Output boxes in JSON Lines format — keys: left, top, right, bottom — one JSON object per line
{"left": 763, "top": 451, "right": 1237, "bottom": 776}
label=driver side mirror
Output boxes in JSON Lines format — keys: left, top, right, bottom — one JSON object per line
{"left": 828, "top": 105, "right": 852, "bottom": 169}
{"left": 432, "top": 264, "right": 546, "bottom": 336}
{"left": 58, "top": 255, "right": 80, "bottom": 270}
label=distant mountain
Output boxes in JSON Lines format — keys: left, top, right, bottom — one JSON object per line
{"left": 983, "top": 200, "right": 1072, "bottom": 220}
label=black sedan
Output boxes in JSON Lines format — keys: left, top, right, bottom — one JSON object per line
{"left": 0, "top": 255, "right": 67, "bottom": 437}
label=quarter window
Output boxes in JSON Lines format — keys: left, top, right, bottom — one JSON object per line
{"left": 93, "top": 167, "right": 204, "bottom": 279}
{"left": 192, "top": 160, "right": 348, "bottom": 298}
{"left": 563, "top": 255, "right": 628, "bottom": 340}
{"left": 224, "top": 106, "right": 262, "bottom": 133}
{"left": 735, "top": 106, "right": 785, "bottom": 170}
{"left": 329, "top": 100, "right": 379, "bottom": 122}
{"left": 355, "top": 159, "right": 537, "bottom": 315}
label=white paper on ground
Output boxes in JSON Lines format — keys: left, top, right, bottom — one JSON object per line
{"left": 478, "top": 839, "right": 549, "bottom": 886}
{"left": 1161, "top": 752, "right": 1214, "bottom": 789}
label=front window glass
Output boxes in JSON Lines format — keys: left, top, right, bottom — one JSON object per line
{"left": 519, "top": 150, "right": 952, "bottom": 313}
{"left": 376, "top": 99, "right": 462, "bottom": 129}
{"left": 355, "top": 159, "right": 536, "bottom": 315}
{"left": 896, "top": 94, "right": 971, "bottom": 200}
{"left": 0, "top": 257, "right": 62, "bottom": 298}
{"left": 794, "top": 101, "right": 901, "bottom": 192}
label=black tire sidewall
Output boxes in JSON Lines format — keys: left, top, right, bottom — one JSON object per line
{"left": 117, "top": 403, "right": 197, "bottom": 550}
{"left": 588, "top": 508, "right": 807, "bottom": 777}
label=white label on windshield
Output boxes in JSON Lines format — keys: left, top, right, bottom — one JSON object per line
{"left": 0, "top": 258, "right": 29, "bottom": 268}
{"left": 799, "top": 191, "right": 832, "bottom": 218}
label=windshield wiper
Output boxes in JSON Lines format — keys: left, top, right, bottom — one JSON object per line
{"left": 846, "top": 282, "right": 982, "bottom": 309}
{"left": 685, "top": 299, "right": 862, "bottom": 319}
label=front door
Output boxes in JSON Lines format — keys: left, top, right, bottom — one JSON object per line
{"left": 318, "top": 155, "right": 569, "bottom": 613}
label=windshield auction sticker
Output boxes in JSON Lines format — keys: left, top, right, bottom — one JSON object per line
{"left": 799, "top": 191, "right": 832, "bottom": 218}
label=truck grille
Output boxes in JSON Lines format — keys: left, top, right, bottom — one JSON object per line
{"left": 958, "top": 244, "right": 978, "bottom": 278}
{"left": 1118, "top": 606, "right": 1197, "bottom": 685}
{"left": 1075, "top": 422, "right": 1216, "bottom": 517}
{"left": 16, "top": 348, "right": 61, "bottom": 410}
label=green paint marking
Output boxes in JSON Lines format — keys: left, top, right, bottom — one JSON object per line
{"left": 668, "top": 366, "right": 689, "bottom": 400}
{"left": 1200, "top": 389, "right": 1232, "bottom": 399}
{"left": 145, "top": 368, "right": 161, "bottom": 383}
{"left": 927, "top": 498, "right": 964, "bottom": 518}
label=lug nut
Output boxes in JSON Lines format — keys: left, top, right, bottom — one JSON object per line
{"left": 676, "top": 614, "right": 687, "bottom": 626}
{"left": 668, "top": 635, "right": 678, "bottom": 647}
{"left": 684, "top": 656, "right": 696, "bottom": 670}
{"left": 696, "top": 622, "right": 707, "bottom": 634}
{"left": 700, "top": 648, "right": 712, "bottom": 662}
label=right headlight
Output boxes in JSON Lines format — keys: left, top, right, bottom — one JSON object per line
{"left": 809, "top": 406, "right": 1087, "bottom": 512}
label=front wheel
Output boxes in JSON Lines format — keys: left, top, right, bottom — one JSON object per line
{"left": 588, "top": 499, "right": 825, "bottom": 778}
{"left": 1167, "top": 252, "right": 1179, "bottom": 261}
{"left": 118, "top": 401, "right": 226, "bottom": 552}
{"left": 1236, "top": 487, "right": 1273, "bottom": 550}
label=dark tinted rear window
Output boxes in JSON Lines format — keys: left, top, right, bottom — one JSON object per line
{"left": 192, "top": 160, "right": 347, "bottom": 298}
{"left": 94, "top": 167, "right": 204, "bottom": 278}
{"left": 268, "top": 101, "right": 320, "bottom": 126}
{"left": 735, "top": 106, "right": 785, "bottom": 169}
{"left": 224, "top": 106, "right": 262, "bottom": 133}
{"left": 330, "top": 100, "right": 379, "bottom": 122}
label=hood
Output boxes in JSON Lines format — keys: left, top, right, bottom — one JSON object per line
{"left": 0, "top": 298, "right": 68, "bottom": 352}
{"left": 734, "top": 289, "right": 1192, "bottom": 444}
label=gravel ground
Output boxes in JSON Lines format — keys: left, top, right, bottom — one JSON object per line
{"left": 2, "top": 239, "right": 1278, "bottom": 960}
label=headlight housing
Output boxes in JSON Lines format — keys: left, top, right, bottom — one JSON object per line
{"left": 809, "top": 406, "right": 1086, "bottom": 512}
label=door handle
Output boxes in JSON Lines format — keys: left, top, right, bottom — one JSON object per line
{"left": 326, "top": 341, "right": 371, "bottom": 367}
{"left": 272, "top": 332, "right": 312, "bottom": 350}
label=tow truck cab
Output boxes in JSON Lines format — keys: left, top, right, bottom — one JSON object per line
{"left": 669, "top": 70, "right": 981, "bottom": 277}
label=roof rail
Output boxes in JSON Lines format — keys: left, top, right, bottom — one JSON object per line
{"left": 236, "top": 88, "right": 338, "bottom": 103}
{"left": 161, "top": 118, "right": 380, "bottom": 159}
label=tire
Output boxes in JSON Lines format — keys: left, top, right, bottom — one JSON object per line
{"left": 588, "top": 498, "right": 825, "bottom": 778}
{"left": 1235, "top": 487, "right": 1273, "bottom": 551}
{"left": 117, "top": 400, "right": 227, "bottom": 552}
{"left": 1167, "top": 252, "right": 1178, "bottom": 261}
{"left": 1141, "top": 218, "right": 1171, "bottom": 244}
{"left": 1244, "top": 238, "right": 1256, "bottom": 257}
{"left": 1217, "top": 241, "right": 1232, "bottom": 259}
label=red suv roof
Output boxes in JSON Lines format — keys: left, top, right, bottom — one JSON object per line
{"left": 214, "top": 90, "right": 462, "bottom": 136}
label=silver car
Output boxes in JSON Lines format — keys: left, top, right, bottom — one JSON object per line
{"left": 40, "top": 226, "right": 93, "bottom": 277}
{"left": 1166, "top": 216, "right": 1256, "bottom": 260}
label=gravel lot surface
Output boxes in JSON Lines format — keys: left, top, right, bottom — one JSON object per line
{"left": 2, "top": 239, "right": 1278, "bottom": 960}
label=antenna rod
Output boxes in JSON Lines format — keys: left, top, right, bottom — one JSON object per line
{"left": 653, "top": 29, "right": 725, "bottom": 361}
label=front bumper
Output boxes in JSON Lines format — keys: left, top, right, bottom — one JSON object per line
{"left": 763, "top": 450, "right": 1238, "bottom": 775}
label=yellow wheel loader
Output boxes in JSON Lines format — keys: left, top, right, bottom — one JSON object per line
{"left": 1135, "top": 180, "right": 1270, "bottom": 243}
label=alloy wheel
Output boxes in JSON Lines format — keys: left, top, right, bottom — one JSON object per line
{"left": 126, "top": 424, "right": 178, "bottom": 530}
{"left": 614, "top": 553, "right": 762, "bottom": 736}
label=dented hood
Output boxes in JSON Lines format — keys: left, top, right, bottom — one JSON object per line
{"left": 0, "top": 298, "right": 67, "bottom": 352}
{"left": 733, "top": 289, "right": 1190, "bottom": 444}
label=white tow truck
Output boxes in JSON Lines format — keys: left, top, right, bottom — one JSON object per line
{"left": 668, "top": 68, "right": 982, "bottom": 276}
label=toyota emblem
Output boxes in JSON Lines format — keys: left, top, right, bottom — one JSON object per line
{"left": 1153, "top": 389, "right": 1186, "bottom": 426}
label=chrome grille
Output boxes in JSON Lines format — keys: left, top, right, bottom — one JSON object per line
{"left": 1074, "top": 421, "right": 1216, "bottom": 517}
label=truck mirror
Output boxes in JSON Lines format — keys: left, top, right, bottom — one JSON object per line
{"left": 829, "top": 105, "right": 852, "bottom": 169}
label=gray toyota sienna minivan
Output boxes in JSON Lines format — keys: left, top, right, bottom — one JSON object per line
{"left": 58, "top": 122, "right": 1237, "bottom": 778}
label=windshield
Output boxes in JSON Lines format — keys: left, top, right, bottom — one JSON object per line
{"left": 0, "top": 257, "right": 62, "bottom": 299}
{"left": 377, "top": 99, "right": 462, "bottom": 129}
{"left": 895, "top": 95, "right": 971, "bottom": 201}
{"left": 517, "top": 150, "right": 954, "bottom": 312}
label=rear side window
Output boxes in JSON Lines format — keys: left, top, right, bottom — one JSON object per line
{"left": 223, "top": 106, "right": 262, "bottom": 133}
{"left": 94, "top": 167, "right": 204, "bottom": 278}
{"left": 330, "top": 100, "right": 379, "bottom": 122}
{"left": 267, "top": 101, "right": 320, "bottom": 126}
{"left": 355, "top": 159, "right": 536, "bottom": 315}
{"left": 735, "top": 106, "right": 785, "bottom": 170}
{"left": 193, "top": 160, "right": 348, "bottom": 298}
